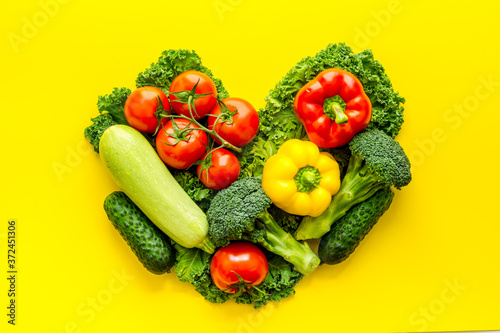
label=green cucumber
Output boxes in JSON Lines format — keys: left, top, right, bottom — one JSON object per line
{"left": 104, "top": 191, "right": 175, "bottom": 274}
{"left": 318, "top": 187, "right": 394, "bottom": 265}
{"left": 99, "top": 124, "right": 214, "bottom": 253}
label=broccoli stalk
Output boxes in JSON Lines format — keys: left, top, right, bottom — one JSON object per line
{"left": 207, "top": 177, "right": 320, "bottom": 275}
{"left": 250, "top": 211, "right": 319, "bottom": 275}
{"left": 295, "top": 129, "right": 412, "bottom": 240}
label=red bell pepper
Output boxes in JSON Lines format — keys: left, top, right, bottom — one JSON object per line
{"left": 293, "top": 68, "right": 372, "bottom": 148}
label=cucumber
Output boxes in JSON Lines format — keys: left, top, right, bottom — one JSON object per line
{"left": 318, "top": 187, "right": 394, "bottom": 265}
{"left": 104, "top": 191, "right": 175, "bottom": 274}
{"left": 99, "top": 124, "right": 214, "bottom": 253}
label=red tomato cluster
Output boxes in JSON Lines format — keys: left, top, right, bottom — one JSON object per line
{"left": 124, "top": 71, "right": 259, "bottom": 190}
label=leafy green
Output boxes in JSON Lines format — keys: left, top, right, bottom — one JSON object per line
{"left": 238, "top": 136, "right": 278, "bottom": 178}
{"left": 84, "top": 113, "right": 117, "bottom": 153}
{"left": 135, "top": 49, "right": 229, "bottom": 100}
{"left": 97, "top": 87, "right": 131, "bottom": 125}
{"left": 173, "top": 243, "right": 230, "bottom": 304}
{"left": 174, "top": 170, "right": 216, "bottom": 212}
{"left": 240, "top": 43, "right": 405, "bottom": 178}
{"left": 172, "top": 243, "right": 302, "bottom": 308}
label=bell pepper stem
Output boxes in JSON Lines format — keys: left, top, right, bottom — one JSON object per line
{"left": 294, "top": 166, "right": 322, "bottom": 194}
{"left": 301, "top": 172, "right": 316, "bottom": 187}
{"left": 323, "top": 95, "right": 349, "bottom": 125}
{"left": 332, "top": 104, "right": 349, "bottom": 125}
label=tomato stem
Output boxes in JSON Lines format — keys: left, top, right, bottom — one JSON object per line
{"left": 221, "top": 271, "right": 268, "bottom": 297}
{"left": 154, "top": 95, "right": 242, "bottom": 153}
{"left": 157, "top": 119, "right": 197, "bottom": 146}
{"left": 196, "top": 144, "right": 226, "bottom": 184}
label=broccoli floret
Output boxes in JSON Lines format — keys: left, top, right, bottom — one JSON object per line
{"left": 207, "top": 177, "right": 320, "bottom": 275}
{"left": 84, "top": 113, "right": 117, "bottom": 152}
{"left": 295, "top": 129, "right": 411, "bottom": 240}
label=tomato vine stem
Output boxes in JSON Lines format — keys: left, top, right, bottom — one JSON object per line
{"left": 155, "top": 96, "right": 242, "bottom": 153}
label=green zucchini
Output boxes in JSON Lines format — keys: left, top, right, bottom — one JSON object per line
{"left": 318, "top": 187, "right": 394, "bottom": 265}
{"left": 104, "top": 191, "right": 175, "bottom": 274}
{"left": 99, "top": 124, "right": 214, "bottom": 253}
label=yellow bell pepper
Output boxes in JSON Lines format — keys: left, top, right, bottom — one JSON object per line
{"left": 262, "top": 139, "right": 341, "bottom": 217}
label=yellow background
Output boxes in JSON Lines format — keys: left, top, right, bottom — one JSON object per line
{"left": 1, "top": 0, "right": 499, "bottom": 332}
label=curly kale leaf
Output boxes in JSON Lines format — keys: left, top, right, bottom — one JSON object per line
{"left": 84, "top": 113, "right": 117, "bottom": 153}
{"left": 238, "top": 136, "right": 278, "bottom": 179}
{"left": 85, "top": 86, "right": 130, "bottom": 153}
{"left": 173, "top": 243, "right": 229, "bottom": 304}
{"left": 174, "top": 170, "right": 215, "bottom": 212}
{"left": 97, "top": 87, "right": 131, "bottom": 125}
{"left": 135, "top": 49, "right": 229, "bottom": 99}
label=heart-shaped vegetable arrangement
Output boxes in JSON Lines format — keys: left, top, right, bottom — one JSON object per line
{"left": 85, "top": 44, "right": 411, "bottom": 308}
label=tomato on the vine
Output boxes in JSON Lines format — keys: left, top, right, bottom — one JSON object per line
{"left": 156, "top": 118, "right": 208, "bottom": 169}
{"left": 210, "top": 242, "right": 268, "bottom": 294}
{"left": 197, "top": 148, "right": 240, "bottom": 190}
{"left": 169, "top": 70, "right": 218, "bottom": 120}
{"left": 124, "top": 86, "right": 169, "bottom": 133}
{"left": 208, "top": 97, "right": 259, "bottom": 147}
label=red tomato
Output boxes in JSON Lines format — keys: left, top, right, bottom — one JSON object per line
{"left": 208, "top": 97, "right": 259, "bottom": 147}
{"left": 124, "top": 86, "right": 170, "bottom": 133}
{"left": 169, "top": 70, "right": 218, "bottom": 120}
{"left": 197, "top": 149, "right": 240, "bottom": 190}
{"left": 155, "top": 118, "right": 208, "bottom": 169}
{"left": 210, "top": 242, "right": 268, "bottom": 293}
